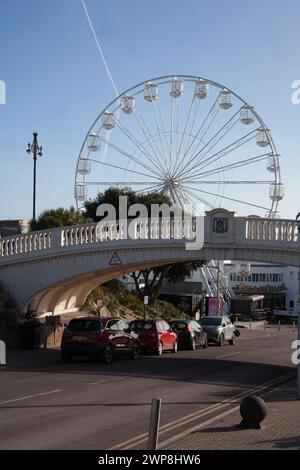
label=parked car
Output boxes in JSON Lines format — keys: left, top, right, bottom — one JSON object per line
{"left": 199, "top": 316, "right": 236, "bottom": 346}
{"left": 61, "top": 316, "right": 139, "bottom": 363}
{"left": 129, "top": 319, "right": 178, "bottom": 356}
{"left": 169, "top": 319, "right": 207, "bottom": 350}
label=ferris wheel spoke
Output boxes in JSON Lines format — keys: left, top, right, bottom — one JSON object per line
{"left": 84, "top": 181, "right": 164, "bottom": 189}
{"left": 88, "top": 158, "right": 163, "bottom": 181}
{"left": 150, "top": 99, "right": 171, "bottom": 172}
{"left": 98, "top": 136, "right": 163, "bottom": 179}
{"left": 177, "top": 107, "right": 242, "bottom": 178}
{"left": 184, "top": 180, "right": 274, "bottom": 185}
{"left": 183, "top": 153, "right": 270, "bottom": 180}
{"left": 133, "top": 107, "right": 167, "bottom": 174}
{"left": 113, "top": 117, "right": 166, "bottom": 177}
{"left": 190, "top": 112, "right": 242, "bottom": 168}
{"left": 135, "top": 182, "right": 166, "bottom": 193}
{"left": 155, "top": 98, "right": 172, "bottom": 165}
{"left": 194, "top": 131, "right": 257, "bottom": 175}
{"left": 169, "top": 96, "right": 174, "bottom": 175}
{"left": 180, "top": 129, "right": 257, "bottom": 180}
{"left": 173, "top": 95, "right": 198, "bottom": 176}
{"left": 174, "top": 93, "right": 221, "bottom": 177}
{"left": 184, "top": 185, "right": 271, "bottom": 211}
{"left": 182, "top": 187, "right": 216, "bottom": 209}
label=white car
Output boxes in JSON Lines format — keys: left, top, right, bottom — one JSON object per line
{"left": 199, "top": 316, "right": 236, "bottom": 346}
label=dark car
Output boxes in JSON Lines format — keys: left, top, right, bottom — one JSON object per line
{"left": 61, "top": 316, "right": 139, "bottom": 363}
{"left": 199, "top": 316, "right": 236, "bottom": 346}
{"left": 129, "top": 319, "right": 178, "bottom": 356}
{"left": 169, "top": 320, "right": 207, "bottom": 350}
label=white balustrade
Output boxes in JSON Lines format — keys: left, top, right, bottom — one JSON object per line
{"left": 1, "top": 215, "right": 300, "bottom": 262}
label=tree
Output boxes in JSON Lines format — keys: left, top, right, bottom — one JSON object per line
{"left": 30, "top": 206, "right": 88, "bottom": 231}
{"left": 84, "top": 186, "right": 172, "bottom": 221}
{"left": 85, "top": 187, "right": 204, "bottom": 307}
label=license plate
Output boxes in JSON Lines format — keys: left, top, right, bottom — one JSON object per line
{"left": 73, "top": 336, "right": 88, "bottom": 342}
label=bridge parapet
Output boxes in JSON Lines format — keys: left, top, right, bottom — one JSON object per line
{"left": 1, "top": 214, "right": 300, "bottom": 263}
{"left": 246, "top": 218, "right": 299, "bottom": 243}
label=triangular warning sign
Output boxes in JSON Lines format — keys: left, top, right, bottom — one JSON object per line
{"left": 109, "top": 252, "right": 122, "bottom": 266}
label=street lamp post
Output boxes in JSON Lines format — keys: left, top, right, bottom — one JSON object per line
{"left": 26, "top": 132, "right": 43, "bottom": 222}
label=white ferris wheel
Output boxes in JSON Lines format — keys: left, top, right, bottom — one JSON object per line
{"left": 75, "top": 75, "right": 284, "bottom": 217}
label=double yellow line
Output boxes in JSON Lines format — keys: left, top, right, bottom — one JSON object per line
{"left": 109, "top": 371, "right": 295, "bottom": 450}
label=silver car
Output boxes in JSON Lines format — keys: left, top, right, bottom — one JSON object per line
{"left": 199, "top": 316, "right": 236, "bottom": 346}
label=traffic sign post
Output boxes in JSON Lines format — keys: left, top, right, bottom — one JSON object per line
{"left": 144, "top": 296, "right": 149, "bottom": 320}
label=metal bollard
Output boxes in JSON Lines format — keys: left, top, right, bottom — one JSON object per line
{"left": 249, "top": 319, "right": 252, "bottom": 330}
{"left": 264, "top": 320, "right": 266, "bottom": 331}
{"left": 0, "top": 340, "right": 6, "bottom": 366}
{"left": 147, "top": 397, "right": 162, "bottom": 450}
{"left": 293, "top": 322, "right": 296, "bottom": 333}
{"left": 278, "top": 321, "right": 281, "bottom": 332}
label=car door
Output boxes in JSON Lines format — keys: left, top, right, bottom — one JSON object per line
{"left": 221, "top": 318, "right": 228, "bottom": 340}
{"left": 192, "top": 321, "right": 201, "bottom": 346}
{"left": 225, "top": 317, "right": 235, "bottom": 339}
{"left": 222, "top": 318, "right": 231, "bottom": 340}
{"left": 156, "top": 321, "right": 166, "bottom": 349}
{"left": 163, "top": 321, "right": 174, "bottom": 349}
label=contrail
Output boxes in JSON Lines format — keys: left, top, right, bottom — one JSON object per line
{"left": 81, "top": 0, "right": 119, "bottom": 97}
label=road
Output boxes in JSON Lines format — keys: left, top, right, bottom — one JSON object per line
{"left": 0, "top": 326, "right": 297, "bottom": 450}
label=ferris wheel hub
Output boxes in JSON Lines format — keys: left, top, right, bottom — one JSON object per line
{"left": 75, "top": 74, "right": 283, "bottom": 218}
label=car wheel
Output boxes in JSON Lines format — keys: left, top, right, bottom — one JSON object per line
{"left": 217, "top": 334, "right": 224, "bottom": 347}
{"left": 102, "top": 344, "right": 113, "bottom": 364}
{"left": 172, "top": 340, "right": 178, "bottom": 353}
{"left": 203, "top": 337, "right": 208, "bottom": 349}
{"left": 61, "top": 350, "right": 72, "bottom": 363}
{"left": 156, "top": 342, "right": 163, "bottom": 356}
{"left": 190, "top": 338, "right": 196, "bottom": 351}
{"left": 129, "top": 343, "right": 139, "bottom": 360}
{"left": 229, "top": 334, "right": 236, "bottom": 346}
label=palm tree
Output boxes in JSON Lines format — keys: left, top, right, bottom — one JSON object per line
{"left": 30, "top": 206, "right": 88, "bottom": 231}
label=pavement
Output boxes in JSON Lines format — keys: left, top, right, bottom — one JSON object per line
{"left": 0, "top": 325, "right": 298, "bottom": 450}
{"left": 163, "top": 378, "right": 300, "bottom": 450}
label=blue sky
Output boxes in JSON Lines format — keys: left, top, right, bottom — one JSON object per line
{"left": 0, "top": 0, "right": 299, "bottom": 220}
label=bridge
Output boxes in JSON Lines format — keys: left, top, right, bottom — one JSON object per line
{"left": 0, "top": 209, "right": 300, "bottom": 316}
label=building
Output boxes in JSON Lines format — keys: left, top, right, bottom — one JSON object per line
{"left": 0, "top": 220, "right": 30, "bottom": 238}
{"left": 225, "top": 262, "right": 299, "bottom": 312}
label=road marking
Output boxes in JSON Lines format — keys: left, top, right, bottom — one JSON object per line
{"left": 0, "top": 389, "right": 63, "bottom": 405}
{"left": 157, "top": 372, "right": 295, "bottom": 449}
{"left": 216, "top": 352, "right": 242, "bottom": 359}
{"left": 109, "top": 371, "right": 294, "bottom": 450}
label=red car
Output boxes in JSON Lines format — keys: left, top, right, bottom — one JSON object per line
{"left": 129, "top": 319, "right": 178, "bottom": 356}
{"left": 61, "top": 316, "right": 139, "bottom": 364}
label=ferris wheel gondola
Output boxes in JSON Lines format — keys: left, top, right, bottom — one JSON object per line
{"left": 75, "top": 74, "right": 283, "bottom": 217}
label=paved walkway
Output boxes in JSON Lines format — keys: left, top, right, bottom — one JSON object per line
{"left": 0, "top": 347, "right": 60, "bottom": 369}
{"left": 165, "top": 379, "right": 300, "bottom": 450}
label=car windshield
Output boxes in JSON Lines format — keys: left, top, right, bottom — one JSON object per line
{"left": 130, "top": 321, "right": 155, "bottom": 330}
{"left": 200, "top": 317, "right": 222, "bottom": 326}
{"left": 68, "top": 319, "right": 101, "bottom": 331}
{"left": 169, "top": 322, "right": 187, "bottom": 330}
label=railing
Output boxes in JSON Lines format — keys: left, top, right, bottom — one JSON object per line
{"left": 0, "top": 218, "right": 196, "bottom": 259}
{"left": 1, "top": 216, "right": 300, "bottom": 260}
{"left": 0, "top": 231, "right": 52, "bottom": 257}
{"left": 245, "top": 218, "right": 299, "bottom": 242}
